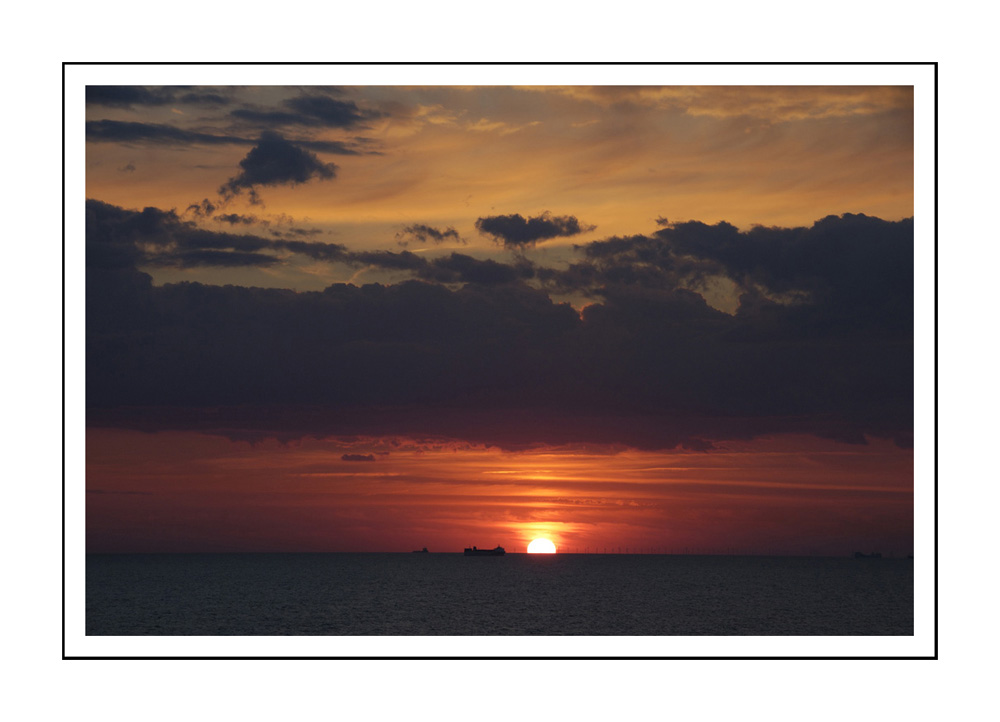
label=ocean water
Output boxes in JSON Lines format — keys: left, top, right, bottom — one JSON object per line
{"left": 86, "top": 553, "right": 913, "bottom": 636}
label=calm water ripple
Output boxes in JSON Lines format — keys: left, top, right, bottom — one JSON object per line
{"left": 86, "top": 553, "right": 913, "bottom": 636}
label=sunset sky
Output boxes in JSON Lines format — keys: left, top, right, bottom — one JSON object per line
{"left": 84, "top": 81, "right": 915, "bottom": 556}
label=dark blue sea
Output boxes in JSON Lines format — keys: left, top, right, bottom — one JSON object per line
{"left": 86, "top": 553, "right": 913, "bottom": 636}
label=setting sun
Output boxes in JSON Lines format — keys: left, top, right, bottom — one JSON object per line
{"left": 77, "top": 70, "right": 921, "bottom": 644}
{"left": 527, "top": 538, "right": 557, "bottom": 554}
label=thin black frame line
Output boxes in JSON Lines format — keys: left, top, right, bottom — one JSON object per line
{"left": 63, "top": 655, "right": 936, "bottom": 661}
{"left": 933, "top": 61, "right": 939, "bottom": 660}
{"left": 64, "top": 62, "right": 937, "bottom": 661}
{"left": 61, "top": 61, "right": 67, "bottom": 662}
{"left": 63, "top": 61, "right": 937, "bottom": 68}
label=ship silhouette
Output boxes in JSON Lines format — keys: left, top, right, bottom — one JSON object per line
{"left": 464, "top": 545, "right": 505, "bottom": 556}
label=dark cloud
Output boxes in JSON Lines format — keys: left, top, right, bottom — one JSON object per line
{"left": 271, "top": 239, "right": 350, "bottom": 262}
{"left": 347, "top": 249, "right": 532, "bottom": 286}
{"left": 90, "top": 200, "right": 538, "bottom": 278}
{"left": 87, "top": 86, "right": 173, "bottom": 107}
{"left": 219, "top": 132, "right": 337, "bottom": 198}
{"left": 230, "top": 109, "right": 309, "bottom": 125}
{"left": 86, "top": 86, "right": 231, "bottom": 108}
{"left": 231, "top": 94, "right": 382, "bottom": 130}
{"left": 568, "top": 214, "right": 914, "bottom": 336}
{"left": 296, "top": 138, "right": 368, "bottom": 155}
{"left": 86, "top": 202, "right": 913, "bottom": 450}
{"left": 286, "top": 95, "right": 381, "bottom": 127}
{"left": 396, "top": 224, "right": 463, "bottom": 246}
{"left": 86, "top": 120, "right": 365, "bottom": 156}
{"left": 177, "top": 91, "right": 230, "bottom": 106}
{"left": 537, "top": 214, "right": 915, "bottom": 344}
{"left": 214, "top": 213, "right": 259, "bottom": 226}
{"left": 341, "top": 454, "right": 376, "bottom": 462}
{"left": 86, "top": 119, "right": 248, "bottom": 146}
{"left": 270, "top": 227, "right": 324, "bottom": 239}
{"left": 201, "top": 211, "right": 324, "bottom": 236}
{"left": 421, "top": 253, "right": 532, "bottom": 285}
{"left": 87, "top": 276, "right": 580, "bottom": 412}
{"left": 353, "top": 249, "right": 428, "bottom": 271}
{"left": 86, "top": 198, "right": 351, "bottom": 270}
{"left": 656, "top": 214, "right": 914, "bottom": 329}
{"left": 144, "top": 250, "right": 281, "bottom": 268}
{"left": 118, "top": 162, "right": 136, "bottom": 173}
{"left": 186, "top": 199, "right": 217, "bottom": 218}
{"left": 476, "top": 212, "right": 596, "bottom": 248}
{"left": 535, "top": 232, "right": 719, "bottom": 298}
{"left": 86, "top": 406, "right": 714, "bottom": 452}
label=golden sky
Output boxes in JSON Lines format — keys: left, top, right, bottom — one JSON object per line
{"left": 84, "top": 83, "right": 916, "bottom": 555}
{"left": 86, "top": 85, "right": 913, "bottom": 292}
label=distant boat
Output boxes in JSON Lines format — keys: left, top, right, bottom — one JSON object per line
{"left": 854, "top": 551, "right": 882, "bottom": 559}
{"left": 464, "top": 545, "right": 505, "bottom": 556}
{"left": 412, "top": 547, "right": 429, "bottom": 553}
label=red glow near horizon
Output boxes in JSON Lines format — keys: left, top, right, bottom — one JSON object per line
{"left": 86, "top": 428, "right": 913, "bottom": 557}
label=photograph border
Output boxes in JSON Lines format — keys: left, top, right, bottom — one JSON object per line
{"left": 64, "top": 61, "right": 937, "bottom": 660}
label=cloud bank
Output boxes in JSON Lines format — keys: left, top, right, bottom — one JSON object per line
{"left": 86, "top": 200, "right": 913, "bottom": 451}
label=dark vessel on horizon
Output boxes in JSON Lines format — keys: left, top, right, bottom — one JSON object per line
{"left": 464, "top": 545, "right": 506, "bottom": 556}
{"left": 412, "top": 547, "right": 429, "bottom": 553}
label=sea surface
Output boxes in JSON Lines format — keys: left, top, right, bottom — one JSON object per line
{"left": 86, "top": 553, "right": 913, "bottom": 636}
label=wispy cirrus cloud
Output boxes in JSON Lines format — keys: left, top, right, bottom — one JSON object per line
{"left": 522, "top": 86, "right": 913, "bottom": 122}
